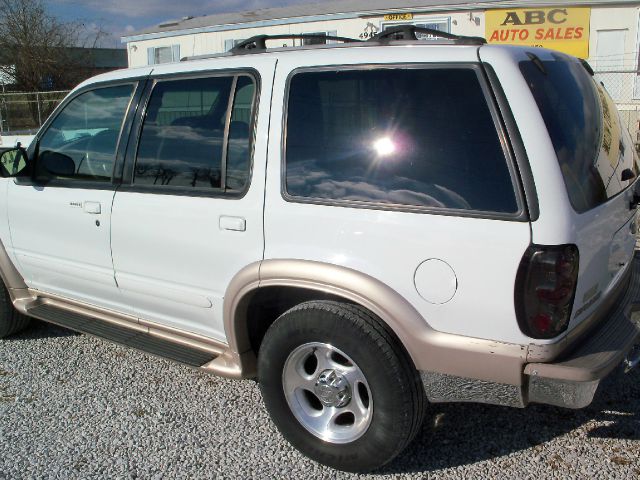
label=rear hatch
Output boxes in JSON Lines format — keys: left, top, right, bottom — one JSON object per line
{"left": 520, "top": 53, "right": 639, "bottom": 331}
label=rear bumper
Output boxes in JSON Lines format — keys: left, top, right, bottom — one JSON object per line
{"left": 420, "top": 256, "right": 640, "bottom": 409}
{"left": 524, "top": 256, "right": 640, "bottom": 408}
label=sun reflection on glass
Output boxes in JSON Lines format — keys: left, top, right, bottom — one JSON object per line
{"left": 373, "top": 137, "right": 396, "bottom": 156}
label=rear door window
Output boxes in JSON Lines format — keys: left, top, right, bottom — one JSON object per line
{"left": 136, "top": 76, "right": 231, "bottom": 189}
{"left": 520, "top": 54, "right": 639, "bottom": 213}
{"left": 284, "top": 66, "right": 519, "bottom": 215}
{"left": 134, "top": 74, "right": 256, "bottom": 192}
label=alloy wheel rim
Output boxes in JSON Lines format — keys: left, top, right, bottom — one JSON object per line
{"left": 282, "top": 342, "right": 373, "bottom": 444}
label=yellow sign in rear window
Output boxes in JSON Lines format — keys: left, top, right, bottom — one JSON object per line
{"left": 486, "top": 7, "right": 591, "bottom": 58}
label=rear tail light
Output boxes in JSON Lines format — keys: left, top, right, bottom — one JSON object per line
{"left": 515, "top": 245, "right": 579, "bottom": 339}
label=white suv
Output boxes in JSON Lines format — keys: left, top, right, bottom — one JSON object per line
{"left": 1, "top": 28, "right": 639, "bottom": 473}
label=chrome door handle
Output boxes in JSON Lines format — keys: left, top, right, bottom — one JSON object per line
{"left": 219, "top": 216, "right": 246, "bottom": 232}
{"left": 83, "top": 201, "right": 101, "bottom": 214}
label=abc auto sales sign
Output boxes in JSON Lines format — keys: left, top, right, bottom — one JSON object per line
{"left": 486, "top": 8, "right": 591, "bottom": 58}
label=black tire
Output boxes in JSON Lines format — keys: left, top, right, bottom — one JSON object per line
{"left": 0, "top": 282, "right": 30, "bottom": 338}
{"left": 258, "top": 300, "right": 425, "bottom": 472}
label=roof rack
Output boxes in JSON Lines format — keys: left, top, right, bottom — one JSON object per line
{"left": 368, "top": 25, "right": 486, "bottom": 45}
{"left": 230, "top": 34, "right": 361, "bottom": 54}
{"left": 181, "top": 28, "right": 486, "bottom": 62}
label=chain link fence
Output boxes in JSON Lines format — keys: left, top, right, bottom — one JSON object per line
{"left": 593, "top": 70, "right": 640, "bottom": 147}
{"left": 0, "top": 90, "right": 70, "bottom": 135}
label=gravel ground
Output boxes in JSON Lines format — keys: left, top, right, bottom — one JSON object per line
{"left": 1, "top": 321, "right": 639, "bottom": 479}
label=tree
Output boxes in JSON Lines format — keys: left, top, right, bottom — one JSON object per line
{"left": 0, "top": 0, "right": 106, "bottom": 92}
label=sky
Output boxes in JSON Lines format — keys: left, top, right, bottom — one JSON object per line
{"left": 46, "top": 0, "right": 319, "bottom": 48}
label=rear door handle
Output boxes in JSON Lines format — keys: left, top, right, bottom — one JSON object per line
{"left": 219, "top": 216, "right": 246, "bottom": 232}
{"left": 83, "top": 201, "right": 101, "bottom": 214}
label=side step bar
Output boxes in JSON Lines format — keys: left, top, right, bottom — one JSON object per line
{"left": 27, "top": 303, "right": 218, "bottom": 367}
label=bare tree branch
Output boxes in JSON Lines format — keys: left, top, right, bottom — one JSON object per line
{"left": 0, "top": 0, "right": 103, "bottom": 92}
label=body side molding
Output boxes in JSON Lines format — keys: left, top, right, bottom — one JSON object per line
{"left": 1, "top": 242, "right": 530, "bottom": 385}
{"left": 224, "top": 259, "right": 529, "bottom": 385}
{"left": 0, "top": 237, "right": 243, "bottom": 377}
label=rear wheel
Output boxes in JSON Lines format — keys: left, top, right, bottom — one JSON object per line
{"left": 258, "top": 300, "right": 425, "bottom": 472}
{"left": 0, "top": 282, "right": 30, "bottom": 338}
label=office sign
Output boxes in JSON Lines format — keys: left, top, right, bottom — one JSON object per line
{"left": 384, "top": 13, "right": 413, "bottom": 21}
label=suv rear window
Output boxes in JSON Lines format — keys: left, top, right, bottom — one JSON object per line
{"left": 520, "top": 54, "right": 638, "bottom": 213}
{"left": 285, "top": 67, "right": 519, "bottom": 214}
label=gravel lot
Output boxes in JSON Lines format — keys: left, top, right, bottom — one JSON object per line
{"left": 1, "top": 321, "right": 639, "bottom": 479}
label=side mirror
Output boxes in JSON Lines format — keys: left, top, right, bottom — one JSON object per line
{"left": 38, "top": 151, "right": 76, "bottom": 177}
{"left": 0, "top": 147, "right": 29, "bottom": 178}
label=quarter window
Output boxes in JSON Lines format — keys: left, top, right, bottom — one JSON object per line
{"left": 35, "top": 84, "right": 134, "bottom": 182}
{"left": 285, "top": 67, "right": 518, "bottom": 214}
{"left": 227, "top": 77, "right": 256, "bottom": 191}
{"left": 135, "top": 75, "right": 256, "bottom": 191}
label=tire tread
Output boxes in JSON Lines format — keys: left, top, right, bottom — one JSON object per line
{"left": 0, "top": 284, "right": 30, "bottom": 338}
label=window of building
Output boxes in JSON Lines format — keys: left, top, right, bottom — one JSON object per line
{"left": 285, "top": 67, "right": 518, "bottom": 214}
{"left": 135, "top": 75, "right": 256, "bottom": 192}
{"left": 224, "top": 39, "right": 246, "bottom": 51}
{"left": 299, "top": 31, "right": 338, "bottom": 46}
{"left": 593, "top": 29, "right": 627, "bottom": 101}
{"left": 35, "top": 84, "right": 134, "bottom": 182}
{"left": 147, "top": 45, "right": 181, "bottom": 65}
{"left": 382, "top": 18, "right": 450, "bottom": 40}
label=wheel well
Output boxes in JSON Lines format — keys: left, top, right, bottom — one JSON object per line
{"left": 244, "top": 286, "right": 352, "bottom": 358}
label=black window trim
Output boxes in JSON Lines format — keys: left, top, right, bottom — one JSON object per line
{"left": 15, "top": 79, "right": 144, "bottom": 191}
{"left": 119, "top": 68, "right": 260, "bottom": 199}
{"left": 281, "top": 62, "right": 529, "bottom": 222}
{"left": 482, "top": 63, "right": 539, "bottom": 222}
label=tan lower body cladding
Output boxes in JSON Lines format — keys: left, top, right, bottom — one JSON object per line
{"left": 4, "top": 235, "right": 634, "bottom": 408}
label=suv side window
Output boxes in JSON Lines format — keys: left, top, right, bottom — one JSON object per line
{"left": 134, "top": 74, "right": 256, "bottom": 192}
{"left": 285, "top": 67, "right": 519, "bottom": 214}
{"left": 35, "top": 84, "right": 134, "bottom": 182}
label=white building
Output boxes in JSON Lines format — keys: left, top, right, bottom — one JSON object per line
{"left": 122, "top": 0, "right": 640, "bottom": 130}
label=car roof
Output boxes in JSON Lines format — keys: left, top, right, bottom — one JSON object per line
{"left": 77, "top": 41, "right": 536, "bottom": 90}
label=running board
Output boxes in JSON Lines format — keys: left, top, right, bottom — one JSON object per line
{"left": 27, "top": 303, "right": 218, "bottom": 367}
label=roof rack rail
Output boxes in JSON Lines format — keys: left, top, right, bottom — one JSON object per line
{"left": 368, "top": 26, "right": 486, "bottom": 45}
{"left": 231, "top": 34, "right": 361, "bottom": 54}
{"left": 181, "top": 28, "right": 486, "bottom": 62}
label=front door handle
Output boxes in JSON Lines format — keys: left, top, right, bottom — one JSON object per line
{"left": 219, "top": 216, "right": 246, "bottom": 232}
{"left": 83, "top": 201, "right": 101, "bottom": 214}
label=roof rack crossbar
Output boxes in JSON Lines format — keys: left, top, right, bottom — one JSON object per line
{"left": 369, "top": 26, "right": 486, "bottom": 45}
{"left": 231, "top": 34, "right": 361, "bottom": 53}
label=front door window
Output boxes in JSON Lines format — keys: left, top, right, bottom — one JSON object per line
{"left": 35, "top": 85, "right": 134, "bottom": 182}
